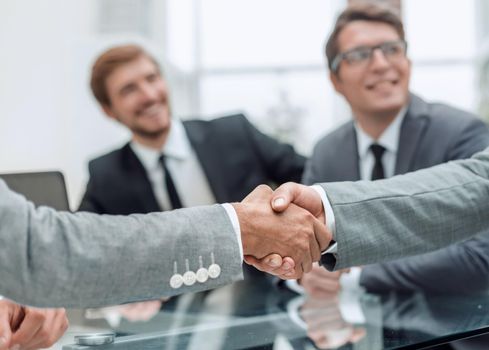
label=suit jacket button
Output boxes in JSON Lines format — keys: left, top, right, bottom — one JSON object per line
{"left": 196, "top": 268, "right": 209, "bottom": 283}
{"left": 183, "top": 271, "right": 197, "bottom": 286}
{"left": 170, "top": 274, "right": 183, "bottom": 289}
{"left": 208, "top": 264, "right": 221, "bottom": 279}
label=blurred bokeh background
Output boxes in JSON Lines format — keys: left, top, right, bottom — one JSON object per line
{"left": 1, "top": 0, "right": 488, "bottom": 206}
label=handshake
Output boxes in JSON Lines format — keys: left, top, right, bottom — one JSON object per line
{"left": 231, "top": 183, "right": 332, "bottom": 280}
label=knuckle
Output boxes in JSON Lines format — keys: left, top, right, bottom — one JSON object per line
{"left": 298, "top": 240, "right": 308, "bottom": 253}
{"left": 256, "top": 184, "right": 271, "bottom": 193}
{"left": 32, "top": 310, "right": 46, "bottom": 322}
{"left": 300, "top": 210, "right": 314, "bottom": 224}
{"left": 63, "top": 318, "right": 70, "bottom": 331}
{"left": 38, "top": 327, "right": 51, "bottom": 342}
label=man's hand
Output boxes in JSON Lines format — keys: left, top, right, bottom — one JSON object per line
{"left": 233, "top": 185, "right": 330, "bottom": 278}
{"left": 271, "top": 182, "right": 325, "bottom": 223}
{"left": 0, "top": 299, "right": 69, "bottom": 350}
{"left": 243, "top": 255, "right": 297, "bottom": 277}
{"left": 244, "top": 183, "right": 330, "bottom": 278}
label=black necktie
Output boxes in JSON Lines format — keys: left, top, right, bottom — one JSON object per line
{"left": 370, "top": 143, "right": 386, "bottom": 180}
{"left": 159, "top": 155, "right": 183, "bottom": 209}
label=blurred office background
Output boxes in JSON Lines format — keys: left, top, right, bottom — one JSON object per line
{"left": 0, "top": 0, "right": 487, "bottom": 207}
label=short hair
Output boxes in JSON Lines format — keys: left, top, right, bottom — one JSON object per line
{"left": 325, "top": 2, "right": 405, "bottom": 73}
{"left": 90, "top": 44, "right": 161, "bottom": 106}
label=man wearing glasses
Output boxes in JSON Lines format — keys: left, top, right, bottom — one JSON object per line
{"left": 294, "top": 2, "right": 489, "bottom": 296}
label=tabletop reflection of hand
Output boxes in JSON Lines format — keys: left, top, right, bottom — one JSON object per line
{"left": 300, "top": 264, "right": 351, "bottom": 298}
{"left": 116, "top": 299, "right": 166, "bottom": 322}
{"left": 300, "top": 297, "right": 365, "bottom": 349}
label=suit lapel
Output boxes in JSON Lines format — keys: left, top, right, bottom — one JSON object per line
{"left": 121, "top": 144, "right": 161, "bottom": 212}
{"left": 395, "top": 95, "right": 429, "bottom": 175}
{"left": 338, "top": 124, "right": 362, "bottom": 181}
{"left": 183, "top": 122, "right": 229, "bottom": 202}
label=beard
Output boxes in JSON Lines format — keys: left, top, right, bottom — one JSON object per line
{"left": 111, "top": 96, "right": 173, "bottom": 140}
{"left": 131, "top": 123, "right": 169, "bottom": 139}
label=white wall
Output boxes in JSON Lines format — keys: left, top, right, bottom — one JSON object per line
{"left": 0, "top": 1, "right": 164, "bottom": 207}
{"left": 0, "top": 0, "right": 99, "bottom": 206}
{"left": 405, "top": 0, "right": 477, "bottom": 110}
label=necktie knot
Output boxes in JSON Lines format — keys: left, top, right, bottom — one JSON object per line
{"left": 370, "top": 143, "right": 386, "bottom": 161}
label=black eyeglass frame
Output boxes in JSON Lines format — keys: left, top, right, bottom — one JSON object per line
{"left": 330, "top": 40, "right": 408, "bottom": 73}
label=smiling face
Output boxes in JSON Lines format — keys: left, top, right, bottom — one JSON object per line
{"left": 330, "top": 20, "right": 411, "bottom": 121}
{"left": 102, "top": 55, "right": 171, "bottom": 140}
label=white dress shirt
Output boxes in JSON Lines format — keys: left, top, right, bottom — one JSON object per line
{"left": 326, "top": 107, "right": 407, "bottom": 288}
{"left": 355, "top": 107, "right": 407, "bottom": 181}
{"left": 288, "top": 108, "right": 408, "bottom": 293}
{"left": 130, "top": 119, "right": 217, "bottom": 209}
{"left": 129, "top": 119, "right": 243, "bottom": 260}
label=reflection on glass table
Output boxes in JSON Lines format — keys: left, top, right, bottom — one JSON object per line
{"left": 61, "top": 273, "right": 489, "bottom": 350}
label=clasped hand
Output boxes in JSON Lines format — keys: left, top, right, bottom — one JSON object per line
{"left": 233, "top": 183, "right": 331, "bottom": 279}
{"left": 0, "top": 299, "right": 68, "bottom": 350}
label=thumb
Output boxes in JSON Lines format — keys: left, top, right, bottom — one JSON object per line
{"left": 271, "top": 182, "right": 301, "bottom": 212}
{"left": 272, "top": 182, "right": 324, "bottom": 219}
{"left": 0, "top": 308, "right": 13, "bottom": 350}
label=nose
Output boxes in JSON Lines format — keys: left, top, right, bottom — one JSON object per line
{"left": 369, "top": 48, "right": 391, "bottom": 71}
{"left": 139, "top": 82, "right": 159, "bottom": 101}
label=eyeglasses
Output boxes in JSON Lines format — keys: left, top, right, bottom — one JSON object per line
{"left": 331, "top": 40, "right": 408, "bottom": 73}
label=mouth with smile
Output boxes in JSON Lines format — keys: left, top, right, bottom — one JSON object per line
{"left": 136, "top": 101, "right": 167, "bottom": 119}
{"left": 365, "top": 78, "right": 399, "bottom": 91}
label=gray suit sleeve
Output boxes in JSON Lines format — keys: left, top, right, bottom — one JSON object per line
{"left": 320, "top": 147, "right": 489, "bottom": 270}
{"left": 0, "top": 181, "right": 243, "bottom": 308}
{"left": 360, "top": 119, "right": 489, "bottom": 294}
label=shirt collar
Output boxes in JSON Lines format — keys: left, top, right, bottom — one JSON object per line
{"left": 354, "top": 106, "right": 407, "bottom": 159}
{"left": 130, "top": 119, "right": 191, "bottom": 171}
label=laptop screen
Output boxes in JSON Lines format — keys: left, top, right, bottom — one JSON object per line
{"left": 0, "top": 171, "right": 70, "bottom": 211}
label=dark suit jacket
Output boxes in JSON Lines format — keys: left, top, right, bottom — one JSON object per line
{"left": 79, "top": 113, "right": 305, "bottom": 216}
{"left": 303, "top": 94, "right": 489, "bottom": 294}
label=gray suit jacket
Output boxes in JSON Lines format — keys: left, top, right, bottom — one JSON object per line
{"left": 305, "top": 94, "right": 489, "bottom": 294}
{"left": 0, "top": 180, "right": 242, "bottom": 308}
{"left": 320, "top": 146, "right": 489, "bottom": 272}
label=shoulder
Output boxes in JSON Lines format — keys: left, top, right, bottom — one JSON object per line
{"left": 409, "top": 95, "right": 489, "bottom": 158}
{"left": 312, "top": 122, "right": 354, "bottom": 157}
{"left": 410, "top": 95, "right": 486, "bottom": 133}
{"left": 183, "top": 114, "right": 257, "bottom": 144}
{"left": 87, "top": 144, "right": 129, "bottom": 174}
{"left": 184, "top": 113, "right": 249, "bottom": 130}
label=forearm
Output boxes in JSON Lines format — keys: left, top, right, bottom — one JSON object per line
{"left": 0, "top": 184, "right": 242, "bottom": 308}
{"left": 322, "top": 149, "right": 489, "bottom": 269}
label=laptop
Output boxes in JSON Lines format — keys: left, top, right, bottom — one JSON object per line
{"left": 0, "top": 171, "right": 70, "bottom": 211}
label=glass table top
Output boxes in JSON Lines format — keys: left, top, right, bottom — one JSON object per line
{"left": 62, "top": 271, "right": 489, "bottom": 349}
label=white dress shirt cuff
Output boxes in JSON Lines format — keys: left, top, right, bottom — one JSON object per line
{"left": 338, "top": 290, "right": 366, "bottom": 324}
{"left": 311, "top": 185, "right": 336, "bottom": 240}
{"left": 285, "top": 279, "right": 306, "bottom": 295}
{"left": 287, "top": 296, "right": 308, "bottom": 329}
{"left": 221, "top": 203, "right": 243, "bottom": 261}
{"left": 340, "top": 267, "right": 363, "bottom": 291}
{"left": 286, "top": 267, "right": 363, "bottom": 296}
{"left": 286, "top": 293, "right": 365, "bottom": 331}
